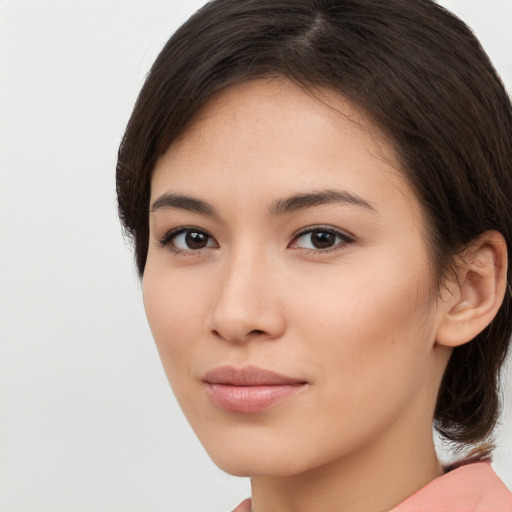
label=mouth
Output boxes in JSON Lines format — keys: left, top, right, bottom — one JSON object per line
{"left": 202, "top": 365, "right": 308, "bottom": 413}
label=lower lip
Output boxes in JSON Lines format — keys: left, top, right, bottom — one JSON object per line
{"left": 204, "top": 383, "right": 306, "bottom": 413}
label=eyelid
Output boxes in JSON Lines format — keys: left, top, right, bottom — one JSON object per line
{"left": 158, "top": 226, "right": 218, "bottom": 253}
{"left": 292, "top": 224, "right": 354, "bottom": 239}
{"left": 289, "top": 225, "right": 355, "bottom": 251}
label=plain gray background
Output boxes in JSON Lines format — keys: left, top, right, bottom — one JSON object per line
{"left": 1, "top": 1, "right": 511, "bottom": 511}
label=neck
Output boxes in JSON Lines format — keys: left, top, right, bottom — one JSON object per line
{"left": 250, "top": 407, "right": 443, "bottom": 512}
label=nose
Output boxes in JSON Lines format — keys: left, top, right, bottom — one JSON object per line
{"left": 207, "top": 249, "right": 286, "bottom": 343}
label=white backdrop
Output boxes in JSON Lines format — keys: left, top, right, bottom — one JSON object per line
{"left": 0, "top": 1, "right": 511, "bottom": 511}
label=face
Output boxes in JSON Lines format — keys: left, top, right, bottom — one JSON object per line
{"left": 143, "top": 78, "right": 450, "bottom": 477}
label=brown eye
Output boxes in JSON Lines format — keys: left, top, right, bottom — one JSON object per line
{"left": 185, "top": 231, "right": 209, "bottom": 249}
{"left": 310, "top": 231, "right": 337, "bottom": 249}
{"left": 160, "top": 228, "right": 218, "bottom": 252}
{"left": 291, "top": 227, "right": 353, "bottom": 252}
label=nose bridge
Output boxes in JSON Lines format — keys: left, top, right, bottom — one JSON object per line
{"left": 208, "top": 241, "right": 285, "bottom": 342}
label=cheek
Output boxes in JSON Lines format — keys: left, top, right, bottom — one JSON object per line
{"left": 292, "top": 253, "right": 436, "bottom": 401}
{"left": 142, "top": 264, "right": 209, "bottom": 382}
{"left": 273, "top": 260, "right": 437, "bottom": 459}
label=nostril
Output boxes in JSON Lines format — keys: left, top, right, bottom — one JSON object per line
{"left": 211, "top": 328, "right": 266, "bottom": 340}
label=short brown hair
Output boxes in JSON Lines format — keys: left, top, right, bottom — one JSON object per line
{"left": 116, "top": 0, "right": 512, "bottom": 453}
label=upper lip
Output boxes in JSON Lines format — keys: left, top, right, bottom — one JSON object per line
{"left": 203, "top": 365, "right": 306, "bottom": 386}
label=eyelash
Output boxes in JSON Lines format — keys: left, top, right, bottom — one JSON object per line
{"left": 158, "top": 226, "right": 217, "bottom": 256}
{"left": 158, "top": 225, "right": 354, "bottom": 255}
{"left": 290, "top": 225, "right": 355, "bottom": 254}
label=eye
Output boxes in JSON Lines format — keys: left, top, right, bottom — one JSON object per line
{"left": 290, "top": 227, "right": 353, "bottom": 252}
{"left": 159, "top": 228, "right": 218, "bottom": 253}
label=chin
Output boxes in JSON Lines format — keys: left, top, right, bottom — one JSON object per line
{"left": 199, "top": 431, "right": 341, "bottom": 478}
{"left": 208, "top": 450, "right": 306, "bottom": 478}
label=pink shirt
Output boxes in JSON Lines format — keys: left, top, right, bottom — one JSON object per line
{"left": 232, "top": 462, "right": 512, "bottom": 512}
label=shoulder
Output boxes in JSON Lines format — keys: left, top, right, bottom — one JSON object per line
{"left": 390, "top": 461, "right": 512, "bottom": 512}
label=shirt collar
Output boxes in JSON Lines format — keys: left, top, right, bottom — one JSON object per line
{"left": 389, "top": 462, "right": 512, "bottom": 512}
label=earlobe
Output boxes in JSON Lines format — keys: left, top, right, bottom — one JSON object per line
{"left": 436, "top": 231, "right": 508, "bottom": 348}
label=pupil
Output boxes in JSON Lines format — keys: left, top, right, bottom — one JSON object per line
{"left": 186, "top": 231, "right": 208, "bottom": 249}
{"left": 312, "top": 231, "right": 335, "bottom": 249}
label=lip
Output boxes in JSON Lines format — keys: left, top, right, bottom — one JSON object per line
{"left": 202, "top": 365, "right": 308, "bottom": 413}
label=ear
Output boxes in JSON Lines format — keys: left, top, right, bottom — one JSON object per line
{"left": 436, "top": 231, "right": 508, "bottom": 348}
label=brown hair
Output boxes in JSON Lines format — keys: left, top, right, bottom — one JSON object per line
{"left": 116, "top": 0, "right": 512, "bottom": 453}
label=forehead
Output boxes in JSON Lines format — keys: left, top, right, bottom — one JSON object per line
{"left": 161, "top": 78, "right": 394, "bottom": 167}
{"left": 151, "top": 78, "right": 421, "bottom": 225}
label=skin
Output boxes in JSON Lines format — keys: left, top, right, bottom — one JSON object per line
{"left": 142, "top": 78, "right": 503, "bottom": 512}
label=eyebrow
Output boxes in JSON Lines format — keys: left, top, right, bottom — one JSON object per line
{"left": 150, "top": 189, "right": 375, "bottom": 216}
{"left": 150, "top": 193, "right": 217, "bottom": 216}
{"left": 269, "top": 189, "right": 376, "bottom": 215}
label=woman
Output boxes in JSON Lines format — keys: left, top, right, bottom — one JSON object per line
{"left": 116, "top": 0, "right": 512, "bottom": 510}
